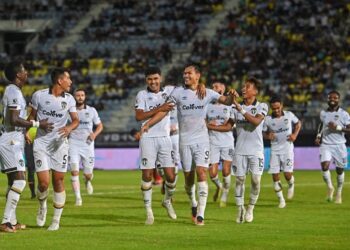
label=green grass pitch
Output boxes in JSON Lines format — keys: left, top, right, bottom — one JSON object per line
{"left": 0, "top": 170, "right": 349, "bottom": 249}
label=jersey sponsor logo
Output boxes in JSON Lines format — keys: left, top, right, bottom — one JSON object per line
{"left": 80, "top": 121, "right": 90, "bottom": 125}
{"left": 149, "top": 103, "right": 161, "bottom": 110}
{"left": 42, "top": 110, "right": 64, "bottom": 118}
{"left": 61, "top": 101, "right": 67, "bottom": 109}
{"left": 182, "top": 104, "right": 204, "bottom": 110}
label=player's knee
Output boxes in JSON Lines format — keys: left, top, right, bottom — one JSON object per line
{"left": 321, "top": 162, "right": 329, "bottom": 171}
{"left": 336, "top": 167, "right": 344, "bottom": 175}
{"left": 38, "top": 181, "right": 49, "bottom": 192}
{"left": 236, "top": 176, "right": 245, "bottom": 185}
{"left": 141, "top": 180, "right": 152, "bottom": 191}
{"left": 83, "top": 167, "right": 93, "bottom": 176}
{"left": 70, "top": 163, "right": 79, "bottom": 172}
{"left": 11, "top": 180, "right": 26, "bottom": 194}
{"left": 53, "top": 191, "right": 66, "bottom": 209}
{"left": 251, "top": 174, "right": 261, "bottom": 187}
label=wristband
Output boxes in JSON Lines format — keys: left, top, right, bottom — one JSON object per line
{"left": 336, "top": 125, "right": 342, "bottom": 131}
{"left": 316, "top": 133, "right": 321, "bottom": 138}
{"left": 240, "top": 109, "right": 247, "bottom": 115}
{"left": 31, "top": 120, "right": 40, "bottom": 128}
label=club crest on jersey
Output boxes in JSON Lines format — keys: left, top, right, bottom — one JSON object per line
{"left": 223, "top": 108, "right": 228, "bottom": 114}
{"left": 162, "top": 93, "right": 168, "bottom": 99}
{"left": 142, "top": 158, "right": 148, "bottom": 166}
{"left": 334, "top": 115, "right": 339, "bottom": 120}
{"left": 45, "top": 101, "right": 50, "bottom": 105}
{"left": 36, "top": 160, "right": 42, "bottom": 168}
{"left": 284, "top": 119, "right": 288, "bottom": 124}
{"left": 61, "top": 101, "right": 67, "bottom": 109}
{"left": 85, "top": 112, "right": 90, "bottom": 118}
{"left": 148, "top": 97, "right": 153, "bottom": 101}
{"left": 272, "top": 122, "right": 276, "bottom": 126}
{"left": 181, "top": 96, "right": 187, "bottom": 100}
{"left": 210, "top": 110, "right": 214, "bottom": 113}
{"left": 12, "top": 98, "right": 18, "bottom": 104}
{"left": 251, "top": 108, "right": 257, "bottom": 115}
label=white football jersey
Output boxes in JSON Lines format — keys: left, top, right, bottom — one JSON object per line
{"left": 170, "top": 87, "right": 221, "bottom": 145}
{"left": 135, "top": 85, "right": 175, "bottom": 137}
{"left": 207, "top": 103, "right": 234, "bottom": 147}
{"left": 31, "top": 88, "right": 76, "bottom": 142}
{"left": 69, "top": 105, "right": 101, "bottom": 142}
{"left": 263, "top": 111, "right": 299, "bottom": 153}
{"left": 231, "top": 100, "right": 268, "bottom": 155}
{"left": 320, "top": 108, "right": 350, "bottom": 145}
{"left": 1, "top": 84, "right": 27, "bottom": 133}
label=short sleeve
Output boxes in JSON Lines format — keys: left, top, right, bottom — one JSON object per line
{"left": 262, "top": 117, "right": 269, "bottom": 132}
{"left": 258, "top": 103, "right": 268, "bottom": 116}
{"left": 290, "top": 112, "right": 299, "bottom": 124}
{"left": 343, "top": 111, "right": 350, "bottom": 126}
{"left": 208, "top": 89, "right": 220, "bottom": 103}
{"left": 31, "top": 91, "right": 40, "bottom": 110}
{"left": 68, "top": 96, "right": 77, "bottom": 113}
{"left": 135, "top": 91, "right": 145, "bottom": 110}
{"left": 92, "top": 107, "right": 101, "bottom": 125}
{"left": 7, "top": 88, "right": 23, "bottom": 110}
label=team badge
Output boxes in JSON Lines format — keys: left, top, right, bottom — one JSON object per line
{"left": 251, "top": 108, "right": 257, "bottom": 115}
{"left": 284, "top": 119, "right": 289, "bottom": 124}
{"left": 223, "top": 108, "right": 228, "bottom": 114}
{"left": 61, "top": 101, "right": 67, "bottom": 109}
{"left": 85, "top": 112, "right": 90, "bottom": 118}
{"left": 210, "top": 110, "right": 214, "bottom": 113}
{"left": 162, "top": 93, "right": 168, "bottom": 99}
{"left": 148, "top": 97, "right": 153, "bottom": 101}
{"left": 334, "top": 115, "right": 339, "bottom": 121}
{"left": 19, "top": 159, "right": 24, "bottom": 167}
{"left": 181, "top": 96, "right": 187, "bottom": 100}
{"left": 45, "top": 101, "right": 50, "bottom": 105}
{"left": 12, "top": 98, "right": 18, "bottom": 104}
{"left": 142, "top": 158, "right": 148, "bottom": 166}
{"left": 272, "top": 123, "right": 276, "bottom": 126}
{"left": 36, "top": 160, "right": 42, "bottom": 168}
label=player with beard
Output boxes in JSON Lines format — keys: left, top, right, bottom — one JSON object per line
{"left": 69, "top": 89, "right": 103, "bottom": 206}
{"left": 315, "top": 90, "right": 350, "bottom": 204}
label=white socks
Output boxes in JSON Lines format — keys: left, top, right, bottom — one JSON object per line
{"left": 235, "top": 176, "right": 246, "bottom": 206}
{"left": 221, "top": 175, "right": 231, "bottom": 202}
{"left": 71, "top": 175, "right": 81, "bottom": 200}
{"left": 250, "top": 175, "right": 261, "bottom": 205}
{"left": 322, "top": 170, "right": 334, "bottom": 189}
{"left": 274, "top": 181, "right": 284, "bottom": 201}
{"left": 337, "top": 172, "right": 344, "bottom": 194}
{"left": 185, "top": 183, "right": 197, "bottom": 208}
{"left": 52, "top": 191, "right": 66, "bottom": 224}
{"left": 164, "top": 181, "right": 176, "bottom": 203}
{"left": 211, "top": 175, "right": 222, "bottom": 189}
{"left": 2, "top": 180, "right": 26, "bottom": 224}
{"left": 141, "top": 181, "right": 152, "bottom": 211}
{"left": 197, "top": 181, "right": 208, "bottom": 219}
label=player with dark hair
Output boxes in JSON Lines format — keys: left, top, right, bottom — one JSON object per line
{"left": 69, "top": 89, "right": 103, "bottom": 206}
{"left": 28, "top": 67, "right": 79, "bottom": 230}
{"left": 142, "top": 64, "right": 236, "bottom": 226}
{"left": 263, "top": 95, "right": 301, "bottom": 208}
{"left": 0, "top": 61, "right": 52, "bottom": 232}
{"left": 230, "top": 77, "right": 268, "bottom": 223}
{"left": 315, "top": 90, "right": 350, "bottom": 203}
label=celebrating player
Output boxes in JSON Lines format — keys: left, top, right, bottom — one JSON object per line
{"left": 69, "top": 89, "right": 103, "bottom": 206}
{"left": 28, "top": 68, "right": 79, "bottom": 230}
{"left": 0, "top": 61, "right": 52, "bottom": 232}
{"left": 263, "top": 95, "right": 301, "bottom": 208}
{"left": 315, "top": 90, "right": 350, "bottom": 203}
{"left": 135, "top": 67, "right": 177, "bottom": 225}
{"left": 206, "top": 82, "right": 235, "bottom": 207}
{"left": 231, "top": 77, "right": 268, "bottom": 223}
{"left": 142, "top": 64, "right": 236, "bottom": 225}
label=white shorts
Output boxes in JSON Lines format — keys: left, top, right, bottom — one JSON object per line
{"left": 320, "top": 144, "right": 347, "bottom": 168}
{"left": 269, "top": 151, "right": 294, "bottom": 174}
{"left": 180, "top": 143, "right": 210, "bottom": 172}
{"left": 34, "top": 138, "right": 69, "bottom": 173}
{"left": 140, "top": 136, "right": 174, "bottom": 169}
{"left": 232, "top": 153, "right": 264, "bottom": 176}
{"left": 0, "top": 132, "right": 26, "bottom": 174}
{"left": 69, "top": 140, "right": 95, "bottom": 174}
{"left": 171, "top": 134, "right": 180, "bottom": 166}
{"left": 209, "top": 144, "right": 234, "bottom": 164}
